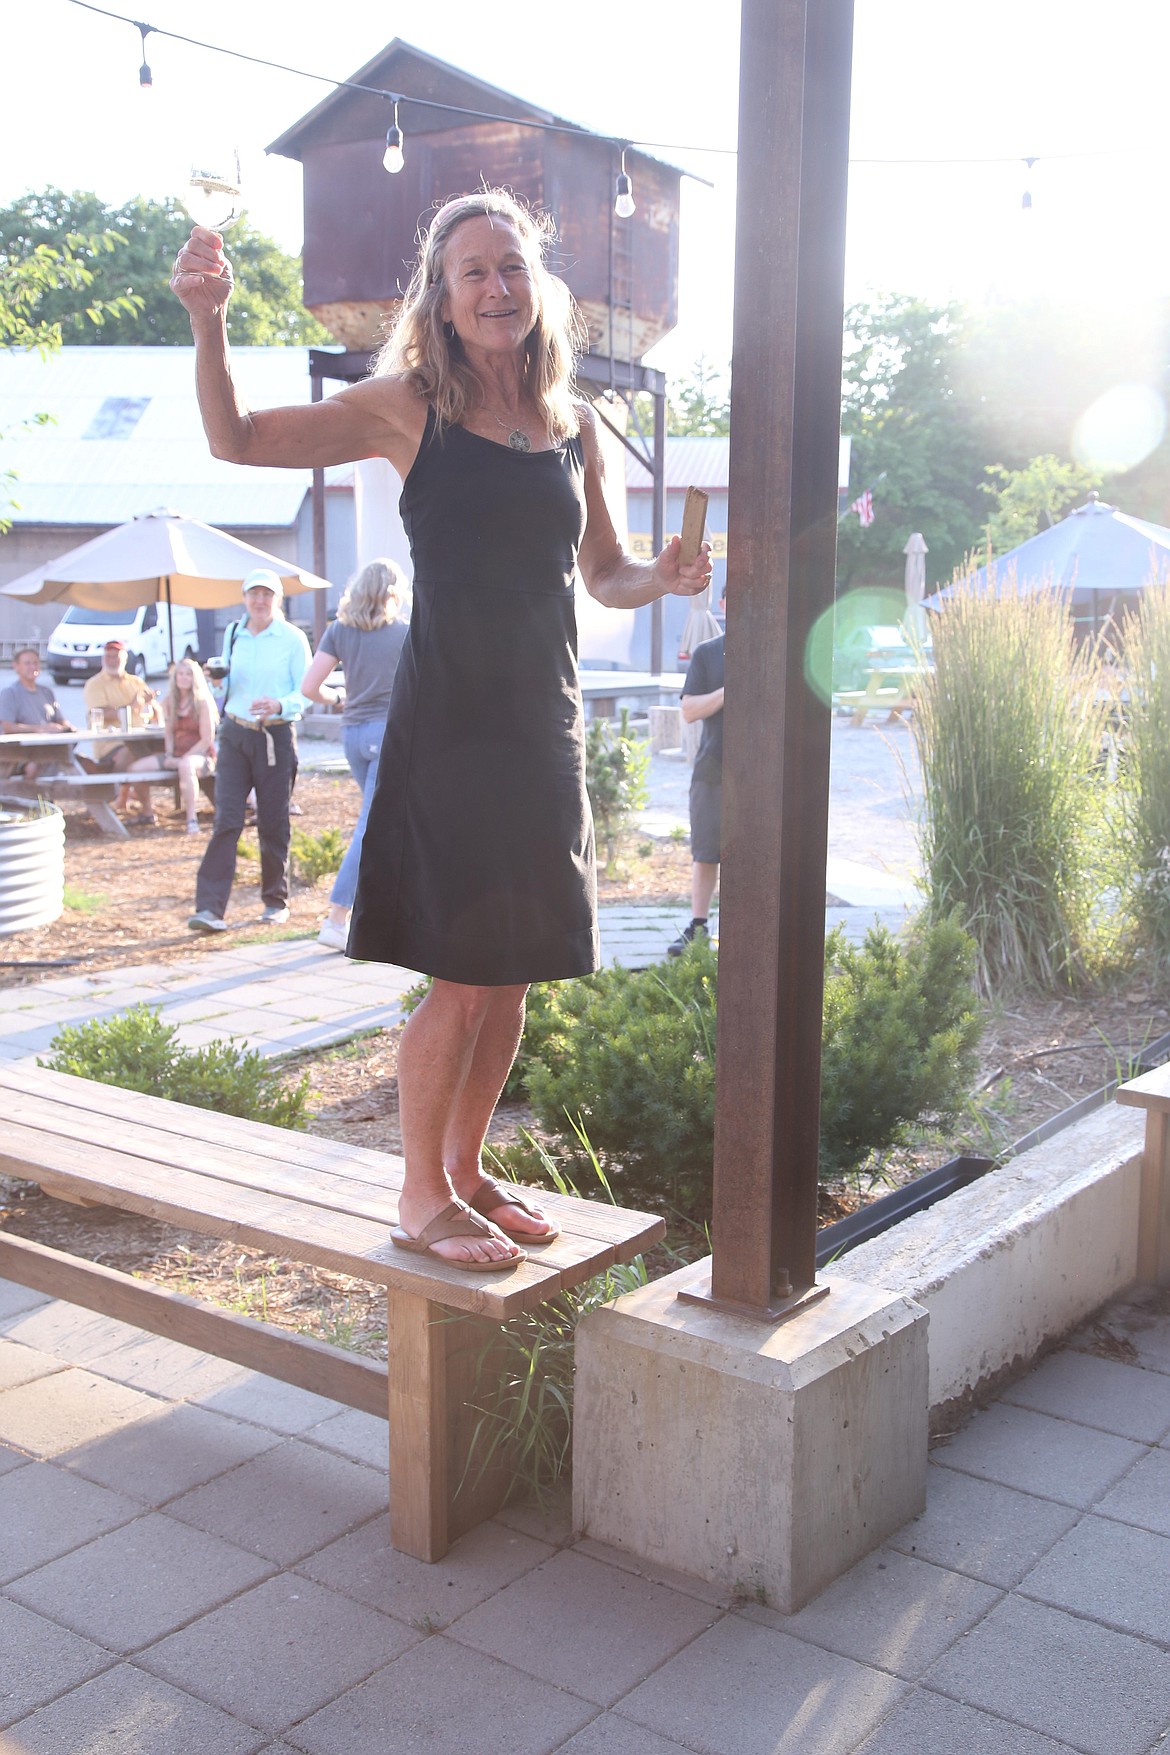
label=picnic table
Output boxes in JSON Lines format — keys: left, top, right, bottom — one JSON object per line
{"left": 833, "top": 665, "right": 925, "bottom": 728}
{"left": 0, "top": 727, "right": 164, "bottom": 838}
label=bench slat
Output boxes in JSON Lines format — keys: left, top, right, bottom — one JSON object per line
{"left": 0, "top": 1117, "right": 579, "bottom": 1319}
{"left": 0, "top": 1064, "right": 661, "bottom": 1259}
{"left": 0, "top": 1079, "right": 622, "bottom": 1282}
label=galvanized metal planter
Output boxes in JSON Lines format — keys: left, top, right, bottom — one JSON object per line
{"left": 0, "top": 800, "right": 65, "bottom": 935}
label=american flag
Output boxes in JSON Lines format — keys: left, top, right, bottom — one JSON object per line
{"left": 850, "top": 490, "right": 875, "bottom": 528}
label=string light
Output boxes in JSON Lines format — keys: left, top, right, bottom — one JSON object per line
{"left": 1021, "top": 155, "right": 1036, "bottom": 210}
{"left": 383, "top": 97, "right": 404, "bottom": 175}
{"left": 615, "top": 148, "right": 636, "bottom": 219}
{"left": 136, "top": 19, "right": 151, "bottom": 87}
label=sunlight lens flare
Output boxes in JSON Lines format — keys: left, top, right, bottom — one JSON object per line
{"left": 1072, "top": 385, "right": 1166, "bottom": 474}
{"left": 804, "top": 589, "right": 910, "bottom": 707}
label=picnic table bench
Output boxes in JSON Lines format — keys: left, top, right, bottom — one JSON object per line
{"left": 833, "top": 666, "right": 922, "bottom": 728}
{"left": 0, "top": 1062, "right": 663, "bottom": 1560}
{"left": 0, "top": 728, "right": 168, "bottom": 838}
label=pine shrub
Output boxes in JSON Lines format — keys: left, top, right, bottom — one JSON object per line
{"left": 585, "top": 708, "right": 649, "bottom": 873}
{"left": 290, "top": 827, "right": 346, "bottom": 885}
{"left": 522, "top": 921, "right": 981, "bottom": 1217}
{"left": 41, "top": 1003, "right": 309, "bottom": 1128}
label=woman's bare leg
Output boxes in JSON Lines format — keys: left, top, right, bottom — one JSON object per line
{"left": 176, "top": 754, "right": 199, "bottom": 822}
{"left": 395, "top": 979, "right": 522, "bottom": 1264}
{"left": 440, "top": 987, "right": 555, "bottom": 1239}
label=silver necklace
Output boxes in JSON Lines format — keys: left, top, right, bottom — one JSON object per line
{"left": 487, "top": 409, "right": 532, "bottom": 453}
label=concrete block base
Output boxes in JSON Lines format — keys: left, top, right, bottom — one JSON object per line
{"left": 572, "top": 1262, "right": 928, "bottom": 1612}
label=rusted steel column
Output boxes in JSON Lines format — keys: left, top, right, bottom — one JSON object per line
{"left": 703, "top": 0, "right": 854, "bottom": 1315}
{"left": 651, "top": 387, "right": 666, "bottom": 674}
{"left": 310, "top": 369, "right": 328, "bottom": 644}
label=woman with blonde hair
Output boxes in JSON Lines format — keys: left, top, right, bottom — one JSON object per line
{"left": 130, "top": 654, "right": 218, "bottom": 832}
{"left": 171, "top": 187, "right": 711, "bottom": 1270}
{"left": 301, "top": 557, "right": 409, "bottom": 948}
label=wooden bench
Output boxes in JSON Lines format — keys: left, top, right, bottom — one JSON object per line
{"left": 1116, "top": 1065, "right": 1170, "bottom": 1286}
{"left": 0, "top": 1063, "right": 663, "bottom": 1560}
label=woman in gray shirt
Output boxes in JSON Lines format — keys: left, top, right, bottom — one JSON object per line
{"left": 302, "top": 558, "right": 409, "bottom": 949}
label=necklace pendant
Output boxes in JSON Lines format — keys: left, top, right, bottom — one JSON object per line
{"left": 508, "top": 429, "right": 532, "bottom": 453}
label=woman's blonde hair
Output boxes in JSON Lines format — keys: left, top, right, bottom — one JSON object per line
{"left": 336, "top": 558, "right": 406, "bottom": 631}
{"left": 168, "top": 655, "right": 219, "bottom": 731}
{"left": 374, "top": 189, "right": 587, "bottom": 445}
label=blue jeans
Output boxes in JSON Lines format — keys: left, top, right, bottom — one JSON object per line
{"left": 331, "top": 720, "right": 385, "bottom": 910}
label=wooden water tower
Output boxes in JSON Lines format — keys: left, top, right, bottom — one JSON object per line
{"left": 267, "top": 40, "right": 681, "bottom": 666}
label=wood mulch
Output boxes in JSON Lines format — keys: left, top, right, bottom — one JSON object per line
{"left": 2, "top": 768, "right": 1167, "bottom": 1359}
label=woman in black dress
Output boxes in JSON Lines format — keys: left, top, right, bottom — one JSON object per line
{"left": 171, "top": 190, "right": 712, "bottom": 1270}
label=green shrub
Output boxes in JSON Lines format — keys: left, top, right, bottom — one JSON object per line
{"left": 41, "top": 1003, "right": 309, "bottom": 1129}
{"left": 912, "top": 570, "right": 1112, "bottom": 991}
{"left": 522, "top": 921, "right": 981, "bottom": 1217}
{"left": 585, "top": 708, "right": 649, "bottom": 873}
{"left": 819, "top": 917, "right": 982, "bottom": 1177}
{"left": 290, "top": 827, "right": 346, "bottom": 885}
{"left": 524, "top": 938, "right": 718, "bottom": 1215}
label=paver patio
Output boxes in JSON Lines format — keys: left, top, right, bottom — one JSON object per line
{"left": 3, "top": 1269, "right": 1170, "bottom": 1752}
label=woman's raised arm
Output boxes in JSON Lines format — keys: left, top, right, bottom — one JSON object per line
{"left": 171, "top": 227, "right": 423, "bottom": 473}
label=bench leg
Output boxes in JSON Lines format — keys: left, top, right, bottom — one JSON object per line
{"left": 1137, "top": 1110, "right": 1170, "bottom": 1286}
{"left": 386, "top": 1288, "right": 515, "bottom": 1562}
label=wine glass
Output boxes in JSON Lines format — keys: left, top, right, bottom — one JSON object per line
{"left": 182, "top": 149, "right": 242, "bottom": 233}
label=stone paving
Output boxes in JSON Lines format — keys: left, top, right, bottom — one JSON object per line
{"left": 3, "top": 1271, "right": 1170, "bottom": 1753}
{"left": 21, "top": 721, "right": 1157, "bottom": 1750}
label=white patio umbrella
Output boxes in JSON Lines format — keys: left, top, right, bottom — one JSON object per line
{"left": 678, "top": 587, "right": 723, "bottom": 663}
{"left": 903, "top": 531, "right": 928, "bottom": 638}
{"left": 1, "top": 508, "right": 329, "bottom": 660}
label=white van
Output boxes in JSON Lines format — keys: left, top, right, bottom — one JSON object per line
{"left": 46, "top": 603, "right": 201, "bottom": 684}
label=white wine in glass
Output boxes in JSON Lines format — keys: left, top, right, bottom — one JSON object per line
{"left": 182, "top": 152, "right": 242, "bottom": 232}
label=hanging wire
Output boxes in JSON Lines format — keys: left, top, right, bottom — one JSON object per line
{"left": 67, "top": 0, "right": 1166, "bottom": 176}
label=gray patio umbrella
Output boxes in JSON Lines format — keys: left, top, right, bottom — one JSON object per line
{"left": 923, "top": 494, "right": 1170, "bottom": 633}
{"left": 1, "top": 508, "right": 329, "bottom": 661}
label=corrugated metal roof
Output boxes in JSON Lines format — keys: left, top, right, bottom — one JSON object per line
{"left": 625, "top": 436, "right": 730, "bottom": 492}
{"left": 0, "top": 346, "right": 353, "bottom": 528}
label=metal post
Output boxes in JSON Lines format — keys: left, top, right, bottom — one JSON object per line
{"left": 310, "top": 371, "right": 328, "bottom": 645}
{"left": 681, "top": 0, "right": 855, "bottom": 1319}
{"left": 651, "top": 387, "right": 666, "bottom": 674}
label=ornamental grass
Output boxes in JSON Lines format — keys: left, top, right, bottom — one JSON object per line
{"left": 912, "top": 569, "right": 1112, "bottom": 993}
{"left": 1116, "top": 582, "right": 1170, "bottom": 965}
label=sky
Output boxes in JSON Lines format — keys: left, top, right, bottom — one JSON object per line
{"left": 2, "top": 0, "right": 1170, "bottom": 378}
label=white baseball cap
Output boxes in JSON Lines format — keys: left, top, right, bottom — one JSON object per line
{"left": 241, "top": 568, "right": 284, "bottom": 599}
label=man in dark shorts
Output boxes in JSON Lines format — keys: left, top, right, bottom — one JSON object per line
{"left": 670, "top": 630, "right": 725, "bottom": 955}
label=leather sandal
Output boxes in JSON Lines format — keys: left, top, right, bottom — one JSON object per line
{"left": 390, "top": 1200, "right": 526, "bottom": 1271}
{"left": 468, "top": 1175, "right": 561, "bottom": 1244}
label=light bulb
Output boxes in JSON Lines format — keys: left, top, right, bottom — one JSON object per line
{"left": 383, "top": 126, "right": 405, "bottom": 174}
{"left": 615, "top": 172, "right": 636, "bottom": 219}
{"left": 137, "top": 23, "right": 152, "bottom": 87}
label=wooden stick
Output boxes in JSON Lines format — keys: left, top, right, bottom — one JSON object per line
{"left": 679, "top": 486, "right": 709, "bottom": 567}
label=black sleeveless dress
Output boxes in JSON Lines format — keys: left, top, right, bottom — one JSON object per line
{"left": 347, "top": 409, "right": 600, "bottom": 985}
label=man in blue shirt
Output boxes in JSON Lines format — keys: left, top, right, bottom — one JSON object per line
{"left": 188, "top": 569, "right": 311, "bottom": 933}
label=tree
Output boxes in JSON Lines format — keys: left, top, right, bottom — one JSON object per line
{"left": 631, "top": 355, "right": 731, "bottom": 438}
{"left": 838, "top": 295, "right": 992, "bottom": 591}
{"left": 1, "top": 230, "right": 142, "bottom": 530}
{"left": 981, "top": 455, "right": 1102, "bottom": 556}
{"left": 0, "top": 189, "right": 331, "bottom": 347}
